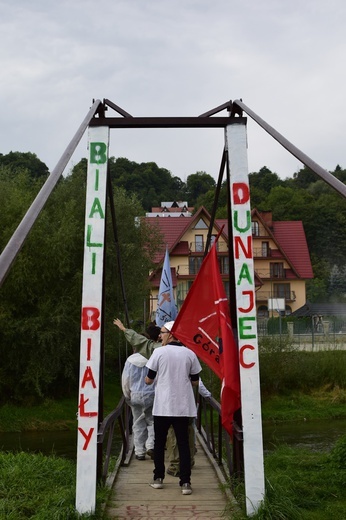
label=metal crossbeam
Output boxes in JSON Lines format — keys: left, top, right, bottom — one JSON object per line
{"left": 89, "top": 116, "right": 245, "bottom": 128}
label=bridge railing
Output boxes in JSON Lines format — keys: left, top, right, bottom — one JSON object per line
{"left": 197, "top": 395, "right": 244, "bottom": 483}
{"left": 97, "top": 393, "right": 244, "bottom": 489}
{"left": 97, "top": 396, "right": 133, "bottom": 485}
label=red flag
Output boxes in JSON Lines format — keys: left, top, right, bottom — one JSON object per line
{"left": 172, "top": 241, "right": 241, "bottom": 436}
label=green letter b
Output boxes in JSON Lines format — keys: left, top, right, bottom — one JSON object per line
{"left": 90, "top": 142, "right": 107, "bottom": 164}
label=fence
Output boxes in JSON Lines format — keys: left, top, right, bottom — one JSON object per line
{"left": 257, "top": 317, "right": 346, "bottom": 351}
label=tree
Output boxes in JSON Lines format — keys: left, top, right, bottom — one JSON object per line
{"left": 249, "top": 166, "right": 282, "bottom": 193}
{"left": 0, "top": 163, "right": 161, "bottom": 403}
{"left": 107, "top": 157, "right": 186, "bottom": 211}
{"left": 185, "top": 171, "right": 215, "bottom": 206}
{"left": 0, "top": 151, "right": 49, "bottom": 179}
{"left": 103, "top": 186, "right": 163, "bottom": 366}
{"left": 293, "top": 167, "right": 319, "bottom": 189}
{"left": 195, "top": 181, "right": 228, "bottom": 216}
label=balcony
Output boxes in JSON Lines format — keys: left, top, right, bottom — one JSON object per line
{"left": 176, "top": 262, "right": 229, "bottom": 276}
{"left": 189, "top": 241, "right": 228, "bottom": 253}
{"left": 255, "top": 268, "right": 287, "bottom": 279}
{"left": 176, "top": 264, "right": 191, "bottom": 276}
{"left": 256, "top": 290, "right": 296, "bottom": 302}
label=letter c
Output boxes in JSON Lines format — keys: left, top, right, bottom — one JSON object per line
{"left": 239, "top": 344, "right": 255, "bottom": 368}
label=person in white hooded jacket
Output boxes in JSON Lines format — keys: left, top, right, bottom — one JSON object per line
{"left": 121, "top": 351, "right": 155, "bottom": 460}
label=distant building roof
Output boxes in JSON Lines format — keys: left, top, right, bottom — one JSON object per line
{"left": 291, "top": 302, "right": 346, "bottom": 317}
{"left": 272, "top": 221, "right": 313, "bottom": 279}
{"left": 146, "top": 201, "right": 193, "bottom": 217}
{"left": 149, "top": 267, "right": 177, "bottom": 288}
{"left": 143, "top": 206, "right": 313, "bottom": 281}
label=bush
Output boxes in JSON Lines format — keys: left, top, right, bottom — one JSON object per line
{"left": 259, "top": 347, "right": 346, "bottom": 395}
{"left": 330, "top": 434, "right": 346, "bottom": 469}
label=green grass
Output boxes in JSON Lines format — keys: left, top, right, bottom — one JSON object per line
{"left": 230, "top": 437, "right": 346, "bottom": 520}
{"left": 0, "top": 379, "right": 122, "bottom": 518}
{"left": 261, "top": 387, "right": 346, "bottom": 423}
{"left": 0, "top": 451, "right": 109, "bottom": 519}
{"left": 0, "top": 380, "right": 122, "bottom": 433}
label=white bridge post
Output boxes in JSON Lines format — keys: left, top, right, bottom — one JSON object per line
{"left": 75, "top": 126, "right": 109, "bottom": 514}
{"left": 225, "top": 121, "right": 265, "bottom": 516}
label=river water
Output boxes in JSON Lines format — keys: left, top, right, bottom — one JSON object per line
{"left": 263, "top": 418, "right": 346, "bottom": 453}
{"left": 0, "top": 419, "right": 345, "bottom": 459}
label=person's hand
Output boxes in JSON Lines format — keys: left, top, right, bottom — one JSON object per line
{"left": 113, "top": 318, "right": 125, "bottom": 331}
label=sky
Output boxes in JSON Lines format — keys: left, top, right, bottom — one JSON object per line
{"left": 1, "top": 0, "right": 346, "bottom": 183}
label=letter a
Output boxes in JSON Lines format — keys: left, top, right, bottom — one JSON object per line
{"left": 81, "top": 366, "right": 97, "bottom": 389}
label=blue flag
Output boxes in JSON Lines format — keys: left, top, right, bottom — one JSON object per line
{"left": 156, "top": 248, "right": 178, "bottom": 327}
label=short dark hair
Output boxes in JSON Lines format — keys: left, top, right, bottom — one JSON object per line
{"left": 146, "top": 323, "right": 161, "bottom": 341}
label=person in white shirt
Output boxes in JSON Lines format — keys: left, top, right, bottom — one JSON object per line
{"left": 166, "top": 378, "right": 211, "bottom": 476}
{"left": 145, "top": 321, "right": 202, "bottom": 496}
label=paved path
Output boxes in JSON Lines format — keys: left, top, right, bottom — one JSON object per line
{"left": 104, "top": 436, "right": 236, "bottom": 519}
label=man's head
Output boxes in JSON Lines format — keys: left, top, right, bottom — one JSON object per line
{"left": 146, "top": 323, "right": 161, "bottom": 342}
{"left": 159, "top": 320, "right": 175, "bottom": 346}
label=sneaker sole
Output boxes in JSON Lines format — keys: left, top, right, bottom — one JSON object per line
{"left": 182, "top": 489, "right": 192, "bottom": 495}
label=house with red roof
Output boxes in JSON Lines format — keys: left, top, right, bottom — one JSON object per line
{"left": 144, "top": 205, "right": 313, "bottom": 319}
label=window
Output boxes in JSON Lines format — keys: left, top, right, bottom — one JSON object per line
{"left": 176, "top": 281, "right": 193, "bottom": 307}
{"left": 189, "top": 256, "right": 203, "bottom": 274}
{"left": 194, "top": 218, "right": 208, "bottom": 229}
{"left": 262, "top": 241, "right": 269, "bottom": 257}
{"left": 273, "top": 283, "right": 291, "bottom": 299}
{"left": 195, "top": 235, "right": 204, "bottom": 252}
{"left": 258, "top": 305, "right": 269, "bottom": 317}
{"left": 270, "top": 262, "right": 284, "bottom": 278}
{"left": 252, "top": 221, "right": 259, "bottom": 236}
{"left": 223, "top": 280, "right": 230, "bottom": 300}
{"left": 218, "top": 256, "right": 229, "bottom": 274}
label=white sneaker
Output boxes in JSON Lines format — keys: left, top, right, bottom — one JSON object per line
{"left": 150, "top": 478, "right": 163, "bottom": 489}
{"left": 181, "top": 483, "right": 192, "bottom": 495}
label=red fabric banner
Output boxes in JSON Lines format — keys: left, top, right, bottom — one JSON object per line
{"left": 172, "top": 241, "right": 241, "bottom": 436}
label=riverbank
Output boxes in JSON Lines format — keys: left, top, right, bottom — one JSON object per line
{"left": 1, "top": 388, "right": 345, "bottom": 520}
{"left": 233, "top": 435, "right": 346, "bottom": 520}
{"left": 262, "top": 387, "right": 346, "bottom": 423}
{"left": 0, "top": 381, "right": 122, "bottom": 433}
{"left": 1, "top": 386, "right": 345, "bottom": 433}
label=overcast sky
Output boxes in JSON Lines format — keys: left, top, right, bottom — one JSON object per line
{"left": 1, "top": 0, "right": 346, "bottom": 183}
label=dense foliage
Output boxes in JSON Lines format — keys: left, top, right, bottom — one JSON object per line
{"left": 2, "top": 149, "right": 346, "bottom": 403}
{"left": 0, "top": 157, "right": 161, "bottom": 403}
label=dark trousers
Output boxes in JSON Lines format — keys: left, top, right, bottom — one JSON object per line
{"left": 153, "top": 416, "right": 191, "bottom": 486}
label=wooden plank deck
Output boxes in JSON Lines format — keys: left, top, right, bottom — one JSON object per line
{"left": 104, "top": 435, "right": 237, "bottom": 519}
